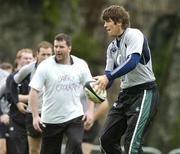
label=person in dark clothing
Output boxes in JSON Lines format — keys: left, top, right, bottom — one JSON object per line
{"left": 5, "top": 48, "right": 34, "bottom": 154}
{"left": 6, "top": 73, "right": 31, "bottom": 154}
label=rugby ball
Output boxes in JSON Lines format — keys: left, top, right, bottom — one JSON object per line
{"left": 84, "top": 80, "right": 107, "bottom": 104}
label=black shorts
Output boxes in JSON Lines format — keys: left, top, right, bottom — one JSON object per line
{"left": 83, "top": 120, "right": 100, "bottom": 143}
{"left": 25, "top": 113, "right": 41, "bottom": 138}
{"left": 0, "top": 123, "right": 9, "bottom": 138}
{"left": 41, "top": 116, "right": 84, "bottom": 154}
{"left": 8, "top": 119, "right": 28, "bottom": 154}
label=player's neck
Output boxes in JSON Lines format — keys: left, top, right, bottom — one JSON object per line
{"left": 117, "top": 29, "right": 125, "bottom": 40}
{"left": 55, "top": 56, "right": 73, "bottom": 65}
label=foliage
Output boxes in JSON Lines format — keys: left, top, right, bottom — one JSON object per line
{"left": 150, "top": 14, "right": 180, "bottom": 92}
{"left": 72, "top": 32, "right": 104, "bottom": 74}
{"left": 41, "top": 0, "right": 60, "bottom": 26}
{"left": 40, "top": 0, "right": 80, "bottom": 39}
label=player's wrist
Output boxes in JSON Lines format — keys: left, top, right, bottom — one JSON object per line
{"left": 32, "top": 112, "right": 40, "bottom": 119}
{"left": 105, "top": 71, "right": 113, "bottom": 81}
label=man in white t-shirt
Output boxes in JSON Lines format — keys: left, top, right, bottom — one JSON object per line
{"left": 29, "top": 33, "right": 94, "bottom": 154}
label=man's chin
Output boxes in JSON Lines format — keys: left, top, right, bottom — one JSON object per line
{"left": 107, "top": 32, "right": 114, "bottom": 37}
{"left": 55, "top": 56, "right": 63, "bottom": 63}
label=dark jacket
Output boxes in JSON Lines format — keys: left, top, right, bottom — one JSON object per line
{"left": 5, "top": 72, "right": 30, "bottom": 127}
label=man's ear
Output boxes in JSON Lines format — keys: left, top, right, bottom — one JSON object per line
{"left": 117, "top": 22, "right": 122, "bottom": 26}
{"left": 69, "top": 46, "right": 72, "bottom": 52}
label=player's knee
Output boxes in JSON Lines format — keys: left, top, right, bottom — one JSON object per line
{"left": 71, "top": 137, "right": 82, "bottom": 148}
{"left": 65, "top": 138, "right": 82, "bottom": 153}
{"left": 29, "top": 148, "right": 39, "bottom": 154}
{"left": 0, "top": 148, "right": 7, "bottom": 154}
{"left": 0, "top": 141, "right": 7, "bottom": 154}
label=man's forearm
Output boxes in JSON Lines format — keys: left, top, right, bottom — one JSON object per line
{"left": 87, "top": 99, "right": 95, "bottom": 113}
{"left": 18, "top": 94, "right": 29, "bottom": 103}
{"left": 29, "top": 88, "right": 39, "bottom": 117}
{"left": 14, "top": 63, "right": 33, "bottom": 84}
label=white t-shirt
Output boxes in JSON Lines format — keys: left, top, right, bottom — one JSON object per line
{"left": 29, "top": 55, "right": 92, "bottom": 124}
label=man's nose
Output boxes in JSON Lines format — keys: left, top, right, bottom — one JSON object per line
{"left": 27, "top": 58, "right": 33, "bottom": 62}
{"left": 44, "top": 55, "right": 49, "bottom": 58}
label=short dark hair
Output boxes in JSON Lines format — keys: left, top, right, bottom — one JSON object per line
{"left": 54, "top": 33, "right": 72, "bottom": 47}
{"left": 37, "top": 41, "right": 53, "bottom": 53}
{"left": 101, "top": 5, "right": 130, "bottom": 29}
